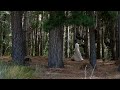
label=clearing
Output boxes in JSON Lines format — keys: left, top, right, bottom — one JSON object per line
{"left": 0, "top": 56, "right": 120, "bottom": 79}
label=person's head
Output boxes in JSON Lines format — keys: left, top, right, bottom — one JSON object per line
{"left": 74, "top": 39, "right": 78, "bottom": 44}
{"left": 75, "top": 39, "right": 80, "bottom": 44}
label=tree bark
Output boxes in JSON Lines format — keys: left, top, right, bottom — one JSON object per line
{"left": 22, "top": 11, "right": 27, "bottom": 56}
{"left": 96, "top": 22, "right": 101, "bottom": 59}
{"left": 116, "top": 20, "right": 119, "bottom": 60}
{"left": 118, "top": 11, "right": 120, "bottom": 60}
{"left": 48, "top": 26, "right": 64, "bottom": 68}
{"left": 89, "top": 12, "right": 97, "bottom": 68}
{"left": 11, "top": 11, "right": 25, "bottom": 65}
{"left": 110, "top": 22, "right": 116, "bottom": 60}
{"left": 35, "top": 14, "right": 39, "bottom": 56}
{"left": 84, "top": 27, "right": 89, "bottom": 58}
{"left": 65, "top": 26, "right": 69, "bottom": 58}
{"left": 90, "top": 28, "right": 97, "bottom": 68}
{"left": 102, "top": 26, "right": 105, "bottom": 61}
{"left": 40, "top": 12, "right": 44, "bottom": 56}
{"left": 73, "top": 25, "right": 77, "bottom": 49}
{"left": 0, "top": 22, "right": 2, "bottom": 56}
{"left": 2, "top": 30, "right": 5, "bottom": 55}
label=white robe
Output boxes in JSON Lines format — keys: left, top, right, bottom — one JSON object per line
{"left": 71, "top": 43, "right": 84, "bottom": 61}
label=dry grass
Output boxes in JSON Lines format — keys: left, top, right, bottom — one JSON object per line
{"left": 0, "top": 61, "right": 34, "bottom": 79}
{"left": 0, "top": 56, "right": 120, "bottom": 79}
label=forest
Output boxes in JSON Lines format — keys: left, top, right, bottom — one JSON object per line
{"left": 0, "top": 11, "right": 120, "bottom": 79}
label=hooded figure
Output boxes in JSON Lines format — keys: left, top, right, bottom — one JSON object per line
{"left": 71, "top": 43, "right": 84, "bottom": 61}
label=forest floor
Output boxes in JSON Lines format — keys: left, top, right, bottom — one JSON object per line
{"left": 0, "top": 56, "right": 120, "bottom": 79}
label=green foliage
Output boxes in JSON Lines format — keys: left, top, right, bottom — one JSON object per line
{"left": 43, "top": 19, "right": 53, "bottom": 32}
{"left": 98, "top": 11, "right": 118, "bottom": 23}
{"left": 43, "top": 11, "right": 66, "bottom": 32}
{"left": 67, "top": 11, "right": 95, "bottom": 27}
{"left": 0, "top": 11, "right": 11, "bottom": 55}
{"left": 31, "top": 21, "right": 37, "bottom": 29}
{"left": 43, "top": 11, "right": 95, "bottom": 32}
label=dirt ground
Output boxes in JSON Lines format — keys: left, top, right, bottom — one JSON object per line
{"left": 0, "top": 56, "right": 120, "bottom": 79}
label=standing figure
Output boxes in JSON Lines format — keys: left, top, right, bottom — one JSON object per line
{"left": 71, "top": 43, "right": 84, "bottom": 61}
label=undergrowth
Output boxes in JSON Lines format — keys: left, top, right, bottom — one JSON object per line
{"left": 0, "top": 61, "right": 35, "bottom": 79}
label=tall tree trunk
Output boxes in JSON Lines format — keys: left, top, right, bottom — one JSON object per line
{"left": 67, "top": 26, "right": 70, "bottom": 57}
{"left": 117, "top": 11, "right": 120, "bottom": 71}
{"left": 73, "top": 25, "right": 76, "bottom": 49}
{"left": 90, "top": 28, "right": 96, "bottom": 68}
{"left": 34, "top": 28, "right": 38, "bottom": 56}
{"left": 40, "top": 29, "right": 43, "bottom": 56}
{"left": 22, "top": 11, "right": 27, "bottom": 56}
{"left": 96, "top": 19, "right": 101, "bottom": 59}
{"left": 96, "top": 30, "right": 101, "bottom": 59}
{"left": 48, "top": 26, "right": 64, "bottom": 68}
{"left": 70, "top": 28, "right": 74, "bottom": 57}
{"left": 0, "top": 22, "right": 2, "bottom": 56}
{"left": 26, "top": 11, "right": 31, "bottom": 55}
{"left": 118, "top": 11, "right": 120, "bottom": 60}
{"left": 40, "top": 12, "right": 44, "bottom": 56}
{"left": 110, "top": 22, "right": 116, "bottom": 60}
{"left": 30, "top": 30, "right": 33, "bottom": 56}
{"left": 32, "top": 30, "right": 35, "bottom": 56}
{"left": 65, "top": 26, "right": 68, "bottom": 58}
{"left": 2, "top": 30, "right": 5, "bottom": 55}
{"left": 35, "top": 14, "right": 39, "bottom": 56}
{"left": 11, "top": 11, "right": 25, "bottom": 65}
{"left": 102, "top": 26, "right": 105, "bottom": 61}
{"left": 64, "top": 11, "right": 69, "bottom": 58}
{"left": 116, "top": 20, "right": 119, "bottom": 60}
{"left": 89, "top": 11, "right": 96, "bottom": 68}
{"left": 42, "top": 31, "right": 45, "bottom": 55}
{"left": 84, "top": 27, "right": 89, "bottom": 59}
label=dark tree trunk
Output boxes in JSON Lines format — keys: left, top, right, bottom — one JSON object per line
{"left": 116, "top": 21, "right": 119, "bottom": 60}
{"left": 25, "top": 11, "right": 31, "bottom": 55}
{"left": 40, "top": 29, "right": 43, "bottom": 56}
{"left": 32, "top": 30, "right": 35, "bottom": 56}
{"left": 84, "top": 27, "right": 89, "bottom": 59}
{"left": 64, "top": 11, "right": 69, "bottom": 58}
{"left": 35, "top": 29, "right": 38, "bottom": 56}
{"left": 89, "top": 28, "right": 97, "bottom": 68}
{"left": 65, "top": 26, "right": 68, "bottom": 58}
{"left": 2, "top": 30, "right": 5, "bottom": 55}
{"left": 96, "top": 31, "right": 101, "bottom": 59}
{"left": 73, "top": 25, "right": 77, "bottom": 49}
{"left": 110, "top": 22, "right": 116, "bottom": 60}
{"left": 35, "top": 14, "right": 39, "bottom": 56}
{"left": 22, "top": 11, "right": 27, "bottom": 56}
{"left": 117, "top": 11, "right": 120, "bottom": 71}
{"left": 40, "top": 12, "right": 44, "bottom": 56}
{"left": 118, "top": 11, "right": 120, "bottom": 60}
{"left": 89, "top": 11, "right": 97, "bottom": 68}
{"left": 102, "top": 27, "right": 105, "bottom": 61}
{"left": 96, "top": 23, "right": 101, "bottom": 59}
{"left": 11, "top": 11, "right": 25, "bottom": 65}
{"left": 0, "top": 22, "right": 2, "bottom": 56}
{"left": 48, "top": 26, "right": 64, "bottom": 68}
{"left": 30, "top": 31, "right": 33, "bottom": 56}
